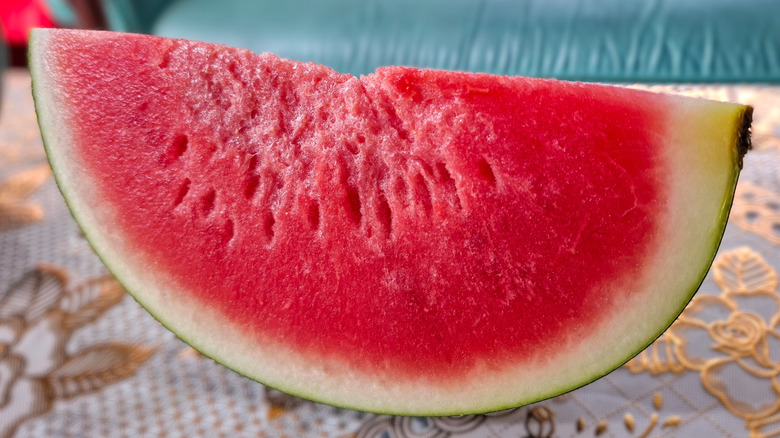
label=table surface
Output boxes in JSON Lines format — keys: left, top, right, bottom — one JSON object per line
{"left": 2, "top": 68, "right": 780, "bottom": 438}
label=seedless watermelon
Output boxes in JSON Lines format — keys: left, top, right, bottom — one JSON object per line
{"left": 30, "top": 29, "right": 751, "bottom": 415}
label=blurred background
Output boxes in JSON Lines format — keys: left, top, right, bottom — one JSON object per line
{"left": 2, "top": 0, "right": 780, "bottom": 81}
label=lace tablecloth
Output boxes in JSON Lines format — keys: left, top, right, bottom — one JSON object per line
{"left": 2, "top": 68, "right": 780, "bottom": 438}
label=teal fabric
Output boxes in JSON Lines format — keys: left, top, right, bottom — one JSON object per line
{"left": 43, "top": 0, "right": 79, "bottom": 27}
{"left": 113, "top": 0, "right": 780, "bottom": 82}
{"left": 102, "top": 0, "right": 173, "bottom": 34}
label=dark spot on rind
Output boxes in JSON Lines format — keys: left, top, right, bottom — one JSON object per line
{"left": 737, "top": 106, "right": 753, "bottom": 169}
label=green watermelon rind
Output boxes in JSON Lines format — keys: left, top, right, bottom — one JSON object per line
{"left": 29, "top": 28, "right": 752, "bottom": 416}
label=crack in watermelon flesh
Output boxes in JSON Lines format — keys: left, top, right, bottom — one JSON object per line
{"left": 31, "top": 29, "right": 750, "bottom": 414}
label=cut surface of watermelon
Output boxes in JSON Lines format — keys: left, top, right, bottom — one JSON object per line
{"left": 30, "top": 29, "right": 751, "bottom": 415}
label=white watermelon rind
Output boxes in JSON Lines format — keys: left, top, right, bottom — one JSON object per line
{"left": 29, "top": 28, "right": 751, "bottom": 416}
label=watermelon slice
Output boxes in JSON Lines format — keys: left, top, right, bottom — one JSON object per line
{"left": 30, "top": 29, "right": 751, "bottom": 415}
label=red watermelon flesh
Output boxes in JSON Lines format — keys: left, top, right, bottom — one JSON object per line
{"left": 31, "top": 29, "right": 751, "bottom": 414}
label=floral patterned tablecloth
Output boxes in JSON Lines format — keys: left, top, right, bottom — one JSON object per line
{"left": 2, "top": 67, "right": 780, "bottom": 438}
